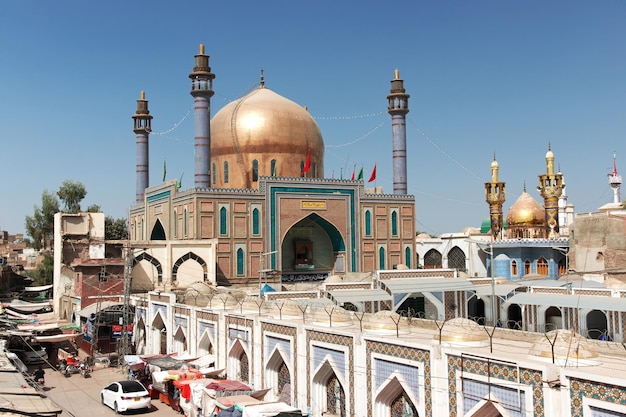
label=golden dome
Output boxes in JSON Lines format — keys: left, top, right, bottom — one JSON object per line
{"left": 434, "top": 318, "right": 489, "bottom": 346}
{"left": 506, "top": 191, "right": 545, "bottom": 227}
{"left": 529, "top": 330, "right": 599, "bottom": 366}
{"left": 210, "top": 86, "right": 324, "bottom": 188}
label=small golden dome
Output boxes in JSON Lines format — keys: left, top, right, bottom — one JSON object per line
{"left": 506, "top": 191, "right": 545, "bottom": 227}
{"left": 490, "top": 159, "right": 499, "bottom": 169}
{"left": 211, "top": 86, "right": 324, "bottom": 188}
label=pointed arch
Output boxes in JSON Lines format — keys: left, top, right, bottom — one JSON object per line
{"left": 229, "top": 339, "right": 250, "bottom": 383}
{"left": 312, "top": 359, "right": 347, "bottom": 417}
{"left": 266, "top": 347, "right": 293, "bottom": 404}
{"left": 537, "top": 257, "right": 548, "bottom": 276}
{"left": 423, "top": 249, "right": 442, "bottom": 269}
{"left": 447, "top": 246, "right": 466, "bottom": 273}
{"left": 132, "top": 252, "right": 163, "bottom": 286}
{"left": 172, "top": 252, "right": 208, "bottom": 285}
{"left": 150, "top": 219, "right": 166, "bottom": 240}
{"left": 173, "top": 325, "right": 188, "bottom": 354}
{"left": 374, "top": 374, "right": 419, "bottom": 417}
{"left": 198, "top": 329, "right": 215, "bottom": 356}
{"left": 391, "top": 210, "right": 398, "bottom": 236}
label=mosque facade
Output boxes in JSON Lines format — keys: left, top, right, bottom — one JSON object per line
{"left": 128, "top": 45, "right": 416, "bottom": 290}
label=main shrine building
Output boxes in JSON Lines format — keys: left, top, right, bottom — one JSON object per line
{"left": 128, "top": 45, "right": 416, "bottom": 289}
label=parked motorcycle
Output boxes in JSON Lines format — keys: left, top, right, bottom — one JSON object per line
{"left": 58, "top": 356, "right": 91, "bottom": 378}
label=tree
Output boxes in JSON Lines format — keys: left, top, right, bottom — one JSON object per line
{"left": 25, "top": 190, "right": 59, "bottom": 250}
{"left": 29, "top": 252, "right": 54, "bottom": 286}
{"left": 86, "top": 204, "right": 101, "bottom": 213}
{"left": 57, "top": 180, "right": 87, "bottom": 213}
{"left": 105, "top": 216, "right": 129, "bottom": 240}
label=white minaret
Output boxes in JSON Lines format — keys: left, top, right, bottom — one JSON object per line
{"left": 608, "top": 153, "right": 622, "bottom": 204}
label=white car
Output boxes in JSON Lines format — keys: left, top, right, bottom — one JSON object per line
{"left": 100, "top": 380, "right": 151, "bottom": 414}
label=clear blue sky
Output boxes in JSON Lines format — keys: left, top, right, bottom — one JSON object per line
{"left": 1, "top": 1, "right": 625, "bottom": 237}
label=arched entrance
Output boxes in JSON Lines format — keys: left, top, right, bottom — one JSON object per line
{"left": 282, "top": 213, "right": 345, "bottom": 278}
{"left": 134, "top": 317, "right": 147, "bottom": 355}
{"left": 467, "top": 295, "right": 485, "bottom": 325}
{"left": 313, "top": 360, "right": 347, "bottom": 417}
{"left": 507, "top": 304, "right": 523, "bottom": 330}
{"left": 586, "top": 310, "right": 608, "bottom": 340}
{"left": 544, "top": 306, "right": 563, "bottom": 332}
{"left": 374, "top": 375, "right": 419, "bottom": 417}
{"left": 266, "top": 349, "right": 292, "bottom": 405}
{"left": 151, "top": 311, "right": 167, "bottom": 355}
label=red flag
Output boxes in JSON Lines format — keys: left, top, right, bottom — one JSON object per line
{"left": 368, "top": 163, "right": 377, "bottom": 182}
{"left": 351, "top": 165, "right": 356, "bottom": 181}
{"left": 301, "top": 149, "right": 311, "bottom": 175}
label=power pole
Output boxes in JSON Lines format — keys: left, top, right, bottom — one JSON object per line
{"left": 92, "top": 264, "right": 106, "bottom": 358}
{"left": 119, "top": 244, "right": 133, "bottom": 362}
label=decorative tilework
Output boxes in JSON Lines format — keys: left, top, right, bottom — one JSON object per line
{"left": 366, "top": 340, "right": 432, "bottom": 417}
{"left": 198, "top": 321, "right": 216, "bottom": 344}
{"left": 152, "top": 303, "right": 167, "bottom": 321}
{"left": 462, "top": 378, "right": 526, "bottom": 416}
{"left": 374, "top": 358, "right": 420, "bottom": 401}
{"left": 306, "top": 330, "right": 354, "bottom": 416}
{"left": 447, "top": 355, "right": 544, "bottom": 417}
{"left": 261, "top": 323, "right": 298, "bottom": 401}
{"left": 570, "top": 378, "right": 626, "bottom": 416}
{"left": 590, "top": 406, "right": 626, "bottom": 417}
{"left": 267, "top": 336, "right": 291, "bottom": 362}
{"left": 313, "top": 346, "right": 345, "bottom": 373}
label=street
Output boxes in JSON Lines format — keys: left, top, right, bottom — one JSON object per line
{"left": 36, "top": 364, "right": 183, "bottom": 417}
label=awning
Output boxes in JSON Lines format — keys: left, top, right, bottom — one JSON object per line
{"left": 505, "top": 293, "right": 626, "bottom": 312}
{"left": 380, "top": 277, "right": 478, "bottom": 293}
{"left": 22, "top": 284, "right": 53, "bottom": 292}
{"left": 328, "top": 289, "right": 392, "bottom": 304}
{"left": 77, "top": 301, "right": 123, "bottom": 318}
{"left": 206, "top": 379, "right": 251, "bottom": 392}
{"left": 241, "top": 402, "right": 302, "bottom": 417}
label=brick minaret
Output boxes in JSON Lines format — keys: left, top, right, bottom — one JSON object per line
{"left": 132, "top": 91, "right": 153, "bottom": 203}
{"left": 189, "top": 44, "right": 215, "bottom": 188}
{"left": 387, "top": 70, "right": 410, "bottom": 194}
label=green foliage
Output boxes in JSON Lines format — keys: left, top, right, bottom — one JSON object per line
{"left": 30, "top": 252, "right": 54, "bottom": 286}
{"left": 86, "top": 204, "right": 101, "bottom": 213}
{"left": 25, "top": 190, "right": 59, "bottom": 250}
{"left": 57, "top": 180, "right": 87, "bottom": 213}
{"left": 105, "top": 216, "right": 129, "bottom": 240}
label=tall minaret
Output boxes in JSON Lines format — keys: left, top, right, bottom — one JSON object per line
{"left": 189, "top": 44, "right": 215, "bottom": 188}
{"left": 484, "top": 154, "right": 506, "bottom": 240}
{"left": 132, "top": 91, "right": 153, "bottom": 203}
{"left": 608, "top": 153, "right": 622, "bottom": 204}
{"left": 387, "top": 69, "right": 410, "bottom": 194}
{"left": 537, "top": 144, "right": 564, "bottom": 238}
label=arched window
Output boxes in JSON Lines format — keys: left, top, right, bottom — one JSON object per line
{"left": 447, "top": 246, "right": 466, "bottom": 272}
{"left": 537, "top": 257, "right": 548, "bottom": 276}
{"left": 365, "top": 210, "right": 372, "bottom": 236}
{"left": 405, "top": 247, "right": 411, "bottom": 269}
{"left": 224, "top": 161, "right": 229, "bottom": 184}
{"left": 424, "top": 249, "right": 442, "bottom": 269}
{"left": 236, "top": 248, "right": 244, "bottom": 275}
{"left": 379, "top": 247, "right": 385, "bottom": 270}
{"left": 252, "top": 160, "right": 259, "bottom": 182}
{"left": 252, "top": 208, "right": 260, "bottom": 235}
{"left": 524, "top": 259, "right": 531, "bottom": 275}
{"left": 271, "top": 159, "right": 277, "bottom": 176}
{"left": 391, "top": 391, "right": 418, "bottom": 417}
{"left": 220, "top": 207, "right": 227, "bottom": 235}
{"left": 326, "top": 374, "right": 345, "bottom": 417}
{"left": 391, "top": 211, "right": 398, "bottom": 236}
{"left": 212, "top": 162, "right": 216, "bottom": 185}
{"left": 511, "top": 260, "right": 518, "bottom": 276}
{"left": 183, "top": 208, "right": 188, "bottom": 236}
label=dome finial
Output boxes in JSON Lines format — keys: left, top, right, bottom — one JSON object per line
{"left": 394, "top": 69, "right": 400, "bottom": 80}
{"left": 523, "top": 181, "right": 527, "bottom": 193}
{"left": 260, "top": 68, "right": 265, "bottom": 88}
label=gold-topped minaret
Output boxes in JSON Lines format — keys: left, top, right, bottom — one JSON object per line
{"left": 485, "top": 154, "right": 506, "bottom": 240}
{"left": 537, "top": 144, "right": 564, "bottom": 238}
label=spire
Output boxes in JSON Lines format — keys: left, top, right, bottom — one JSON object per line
{"left": 608, "top": 152, "right": 622, "bottom": 204}
{"left": 260, "top": 68, "right": 265, "bottom": 88}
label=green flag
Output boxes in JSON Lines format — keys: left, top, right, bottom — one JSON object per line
{"left": 162, "top": 159, "right": 166, "bottom": 182}
{"left": 357, "top": 167, "right": 363, "bottom": 181}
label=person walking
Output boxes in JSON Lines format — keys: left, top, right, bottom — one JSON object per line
{"left": 34, "top": 365, "right": 45, "bottom": 386}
